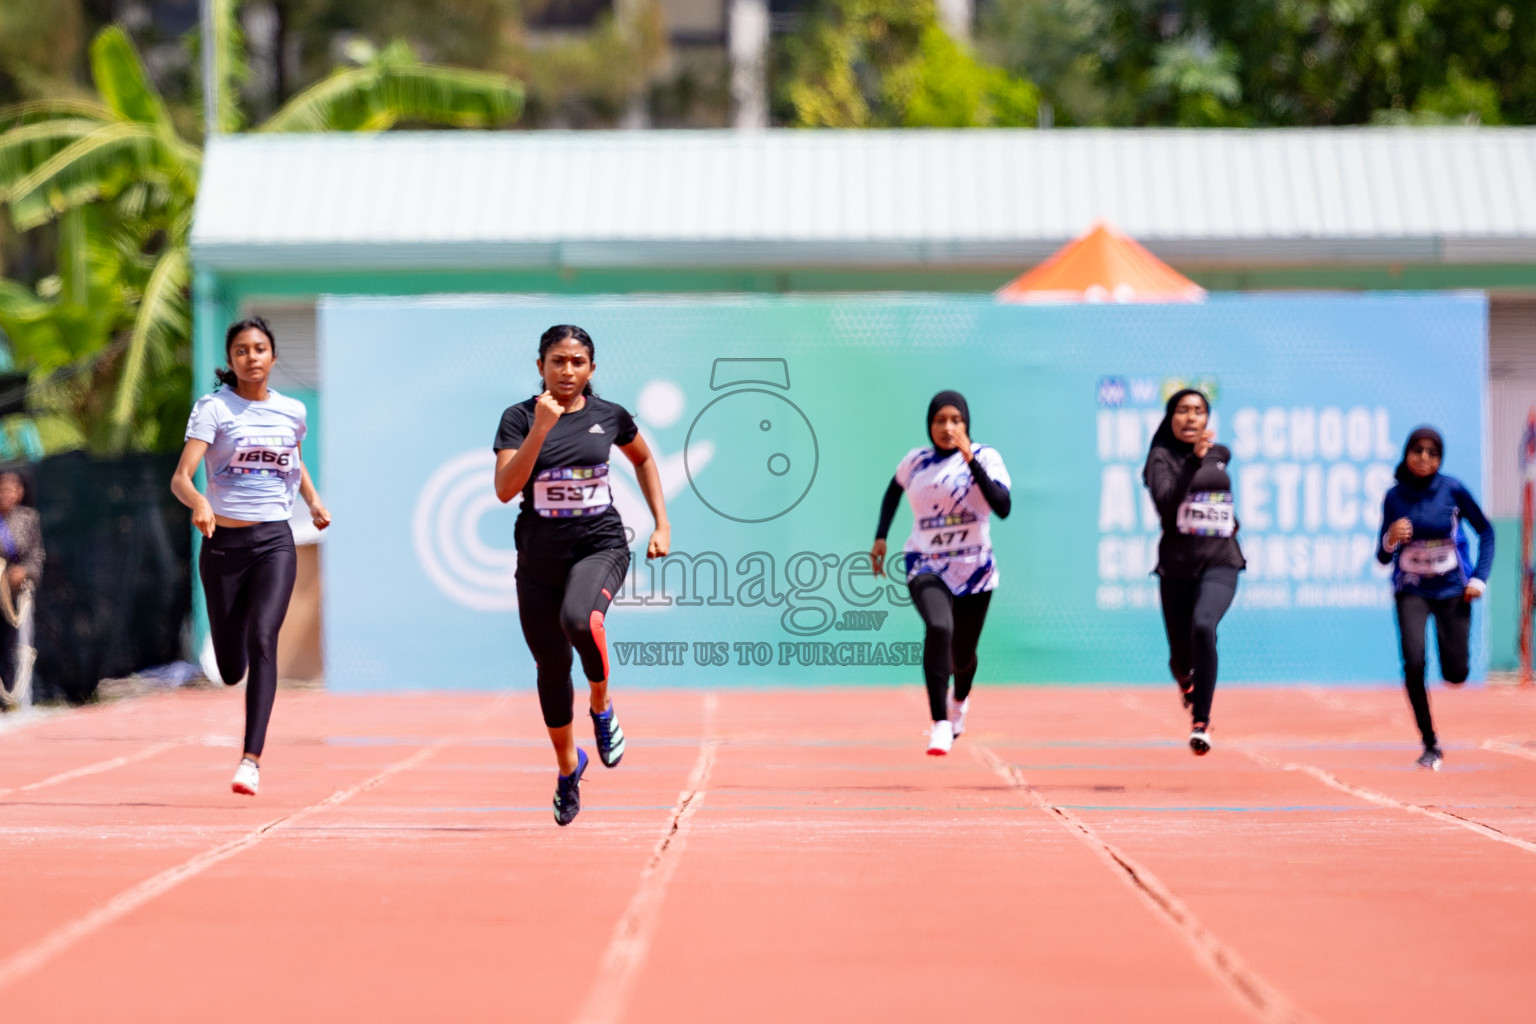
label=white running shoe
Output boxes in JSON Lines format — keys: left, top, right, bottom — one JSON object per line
{"left": 947, "top": 696, "right": 969, "bottom": 737}
{"left": 927, "top": 720, "right": 954, "bottom": 756}
{"left": 231, "top": 758, "right": 260, "bottom": 795}
{"left": 1188, "top": 725, "right": 1211, "bottom": 756}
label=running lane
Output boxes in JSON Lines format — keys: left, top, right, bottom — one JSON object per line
{"left": 4, "top": 685, "right": 1536, "bottom": 1022}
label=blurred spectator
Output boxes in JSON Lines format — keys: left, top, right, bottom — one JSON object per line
{"left": 0, "top": 467, "right": 43, "bottom": 701}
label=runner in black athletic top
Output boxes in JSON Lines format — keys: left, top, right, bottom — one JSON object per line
{"left": 871, "top": 391, "right": 1012, "bottom": 756}
{"left": 1375, "top": 426, "right": 1495, "bottom": 771}
{"left": 494, "top": 325, "right": 670, "bottom": 826}
{"left": 1142, "top": 388, "right": 1245, "bottom": 756}
{"left": 171, "top": 317, "right": 331, "bottom": 795}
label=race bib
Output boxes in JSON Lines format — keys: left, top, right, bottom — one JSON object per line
{"left": 1400, "top": 539, "right": 1459, "bottom": 577}
{"left": 915, "top": 511, "right": 987, "bottom": 555}
{"left": 533, "top": 464, "right": 612, "bottom": 518}
{"left": 1176, "top": 491, "right": 1236, "bottom": 537}
{"left": 228, "top": 438, "right": 299, "bottom": 477}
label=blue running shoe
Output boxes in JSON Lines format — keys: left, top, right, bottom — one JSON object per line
{"left": 553, "top": 748, "right": 589, "bottom": 826}
{"left": 591, "top": 704, "right": 626, "bottom": 768}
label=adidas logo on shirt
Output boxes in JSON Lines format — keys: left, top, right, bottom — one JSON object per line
{"left": 588, "top": 424, "right": 605, "bottom": 433}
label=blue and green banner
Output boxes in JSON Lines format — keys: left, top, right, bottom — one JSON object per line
{"left": 318, "top": 293, "right": 1487, "bottom": 690}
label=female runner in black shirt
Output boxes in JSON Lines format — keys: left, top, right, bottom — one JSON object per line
{"left": 494, "top": 325, "right": 670, "bottom": 826}
{"left": 1142, "top": 388, "right": 1245, "bottom": 755}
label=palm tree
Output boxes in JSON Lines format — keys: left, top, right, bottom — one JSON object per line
{"left": 0, "top": 7, "right": 521, "bottom": 452}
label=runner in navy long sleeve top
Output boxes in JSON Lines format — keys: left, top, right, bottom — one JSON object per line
{"left": 1375, "top": 426, "right": 1494, "bottom": 770}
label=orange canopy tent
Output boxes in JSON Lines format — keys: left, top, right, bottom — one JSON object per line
{"left": 995, "top": 221, "right": 1205, "bottom": 303}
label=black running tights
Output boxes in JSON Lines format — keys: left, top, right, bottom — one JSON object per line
{"left": 1158, "top": 566, "right": 1239, "bottom": 726}
{"left": 516, "top": 548, "right": 630, "bottom": 729}
{"left": 200, "top": 521, "right": 297, "bottom": 758}
{"left": 909, "top": 573, "right": 993, "bottom": 723}
{"left": 1395, "top": 591, "right": 1471, "bottom": 748}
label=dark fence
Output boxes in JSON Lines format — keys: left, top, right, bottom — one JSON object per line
{"left": 29, "top": 452, "right": 191, "bottom": 703}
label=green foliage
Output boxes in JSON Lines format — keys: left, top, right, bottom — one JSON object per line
{"left": 978, "top": 0, "right": 1536, "bottom": 127}
{"left": 0, "top": 1, "right": 87, "bottom": 102}
{"left": 263, "top": 40, "right": 522, "bottom": 131}
{"left": 0, "top": 13, "right": 522, "bottom": 454}
{"left": 1146, "top": 38, "right": 1243, "bottom": 126}
{"left": 0, "top": 206, "right": 179, "bottom": 452}
{"left": 780, "top": 0, "right": 1038, "bottom": 128}
{"left": 506, "top": 1, "right": 669, "bottom": 128}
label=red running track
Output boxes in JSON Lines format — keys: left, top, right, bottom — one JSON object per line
{"left": 3, "top": 683, "right": 1536, "bottom": 1023}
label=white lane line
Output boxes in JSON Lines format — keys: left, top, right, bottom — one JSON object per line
{"left": 0, "top": 740, "right": 189, "bottom": 798}
{"left": 1481, "top": 739, "right": 1536, "bottom": 764}
{"left": 573, "top": 692, "right": 719, "bottom": 1024}
{"left": 1243, "top": 749, "right": 1536, "bottom": 857}
{"left": 0, "top": 738, "right": 452, "bottom": 993}
{"left": 975, "top": 745, "right": 1316, "bottom": 1024}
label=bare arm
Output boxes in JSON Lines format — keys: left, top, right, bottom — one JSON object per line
{"left": 297, "top": 447, "right": 330, "bottom": 530}
{"left": 619, "top": 433, "right": 671, "bottom": 558}
{"left": 495, "top": 445, "right": 539, "bottom": 503}
{"left": 171, "top": 439, "right": 216, "bottom": 538}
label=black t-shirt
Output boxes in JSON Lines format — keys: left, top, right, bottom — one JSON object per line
{"left": 1143, "top": 443, "right": 1246, "bottom": 578}
{"left": 493, "top": 394, "right": 639, "bottom": 558}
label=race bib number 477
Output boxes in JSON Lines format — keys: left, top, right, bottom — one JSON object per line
{"left": 915, "top": 511, "right": 985, "bottom": 555}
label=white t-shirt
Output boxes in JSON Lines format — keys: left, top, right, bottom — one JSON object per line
{"left": 185, "top": 387, "right": 307, "bottom": 522}
{"left": 894, "top": 444, "right": 1010, "bottom": 596}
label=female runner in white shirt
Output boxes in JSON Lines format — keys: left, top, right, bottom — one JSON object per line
{"left": 171, "top": 317, "right": 330, "bottom": 795}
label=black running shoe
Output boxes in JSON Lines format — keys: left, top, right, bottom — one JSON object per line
{"left": 591, "top": 704, "right": 626, "bottom": 768}
{"left": 1416, "top": 745, "right": 1444, "bottom": 771}
{"left": 553, "top": 748, "right": 589, "bottom": 826}
{"left": 1189, "top": 722, "right": 1211, "bottom": 756}
{"left": 1171, "top": 661, "right": 1194, "bottom": 709}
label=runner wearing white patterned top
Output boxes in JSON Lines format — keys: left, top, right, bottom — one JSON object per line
{"left": 871, "top": 391, "right": 1011, "bottom": 755}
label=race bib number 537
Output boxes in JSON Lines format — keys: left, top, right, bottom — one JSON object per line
{"left": 533, "top": 464, "right": 613, "bottom": 518}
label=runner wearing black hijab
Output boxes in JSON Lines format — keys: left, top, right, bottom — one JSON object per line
{"left": 1375, "top": 426, "right": 1495, "bottom": 770}
{"left": 1142, "top": 388, "right": 1245, "bottom": 755}
{"left": 871, "top": 391, "right": 1012, "bottom": 755}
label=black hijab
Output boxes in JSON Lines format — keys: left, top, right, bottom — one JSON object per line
{"left": 1142, "top": 388, "right": 1208, "bottom": 485}
{"left": 928, "top": 390, "right": 970, "bottom": 454}
{"left": 1395, "top": 426, "right": 1444, "bottom": 489}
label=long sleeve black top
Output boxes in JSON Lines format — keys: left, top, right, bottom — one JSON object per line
{"left": 1143, "top": 444, "right": 1246, "bottom": 579}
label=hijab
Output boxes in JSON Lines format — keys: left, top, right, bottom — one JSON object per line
{"left": 1141, "top": 388, "right": 1209, "bottom": 485}
{"left": 1394, "top": 426, "right": 1444, "bottom": 489}
{"left": 927, "top": 390, "right": 970, "bottom": 454}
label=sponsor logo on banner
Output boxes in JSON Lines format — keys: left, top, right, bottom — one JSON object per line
{"left": 412, "top": 450, "right": 519, "bottom": 611}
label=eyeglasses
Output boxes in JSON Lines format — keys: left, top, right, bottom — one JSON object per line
{"left": 1409, "top": 445, "right": 1440, "bottom": 456}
